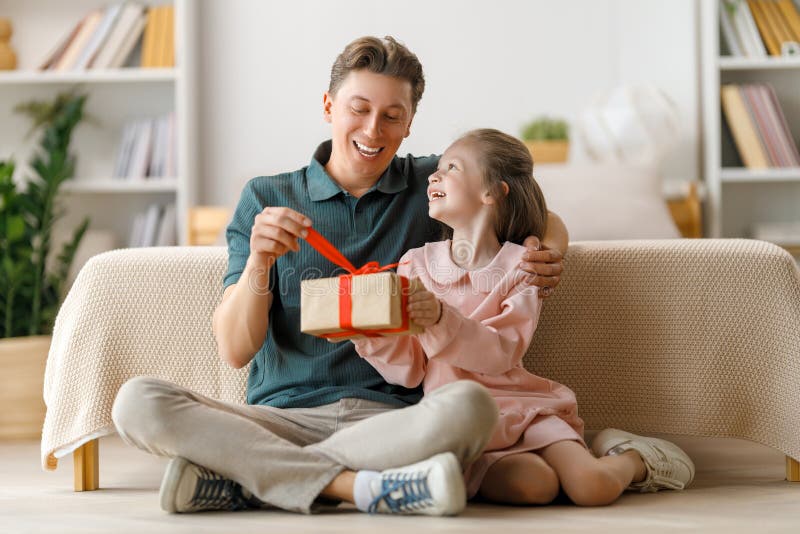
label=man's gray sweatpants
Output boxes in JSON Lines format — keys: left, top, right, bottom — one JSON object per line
{"left": 111, "top": 377, "right": 498, "bottom": 513}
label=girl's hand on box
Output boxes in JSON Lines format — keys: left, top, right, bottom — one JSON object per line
{"left": 408, "top": 287, "right": 442, "bottom": 327}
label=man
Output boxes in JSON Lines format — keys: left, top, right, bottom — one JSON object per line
{"left": 112, "top": 35, "right": 567, "bottom": 517}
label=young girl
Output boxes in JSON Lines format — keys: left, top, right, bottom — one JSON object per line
{"left": 352, "top": 128, "right": 695, "bottom": 506}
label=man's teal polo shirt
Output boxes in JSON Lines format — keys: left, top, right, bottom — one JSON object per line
{"left": 224, "top": 140, "right": 441, "bottom": 408}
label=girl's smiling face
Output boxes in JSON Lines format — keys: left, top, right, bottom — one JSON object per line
{"left": 427, "top": 139, "right": 495, "bottom": 227}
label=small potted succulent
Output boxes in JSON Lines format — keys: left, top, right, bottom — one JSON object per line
{"left": 520, "top": 116, "right": 570, "bottom": 163}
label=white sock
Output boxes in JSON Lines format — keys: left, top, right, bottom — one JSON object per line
{"left": 353, "top": 470, "right": 380, "bottom": 512}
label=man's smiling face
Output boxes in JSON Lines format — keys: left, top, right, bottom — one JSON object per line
{"left": 323, "top": 69, "right": 415, "bottom": 185}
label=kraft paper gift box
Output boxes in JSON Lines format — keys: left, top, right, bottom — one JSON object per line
{"left": 300, "top": 271, "right": 423, "bottom": 341}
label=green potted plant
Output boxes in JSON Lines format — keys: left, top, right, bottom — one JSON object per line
{"left": 520, "top": 116, "right": 570, "bottom": 163}
{"left": 0, "top": 91, "right": 89, "bottom": 439}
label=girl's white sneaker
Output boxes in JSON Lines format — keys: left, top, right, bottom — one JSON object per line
{"left": 591, "top": 428, "right": 695, "bottom": 492}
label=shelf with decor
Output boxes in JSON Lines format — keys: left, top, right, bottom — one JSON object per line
{"left": 0, "top": 0, "right": 197, "bottom": 250}
{"left": 700, "top": 0, "right": 800, "bottom": 257}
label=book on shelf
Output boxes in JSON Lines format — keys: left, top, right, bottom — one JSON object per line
{"left": 71, "top": 3, "right": 123, "bottom": 70}
{"left": 779, "top": 0, "right": 800, "bottom": 40}
{"left": 127, "top": 202, "right": 177, "bottom": 247}
{"left": 140, "top": 6, "right": 158, "bottom": 68}
{"left": 127, "top": 119, "right": 154, "bottom": 179}
{"left": 720, "top": 0, "right": 800, "bottom": 57}
{"left": 91, "top": 3, "right": 147, "bottom": 69}
{"left": 720, "top": 84, "right": 800, "bottom": 168}
{"left": 140, "top": 5, "right": 175, "bottom": 68}
{"left": 149, "top": 114, "right": 176, "bottom": 178}
{"left": 149, "top": 118, "right": 164, "bottom": 178}
{"left": 720, "top": 2, "right": 745, "bottom": 56}
{"left": 153, "top": 5, "right": 168, "bottom": 67}
{"left": 141, "top": 203, "right": 163, "bottom": 247}
{"left": 753, "top": 0, "right": 781, "bottom": 56}
{"left": 740, "top": 85, "right": 781, "bottom": 164}
{"left": 54, "top": 9, "right": 104, "bottom": 71}
{"left": 762, "top": 84, "right": 800, "bottom": 164}
{"left": 155, "top": 203, "right": 177, "bottom": 246}
{"left": 749, "top": 0, "right": 779, "bottom": 55}
{"left": 764, "top": 0, "right": 797, "bottom": 48}
{"left": 165, "top": 113, "right": 176, "bottom": 179}
{"left": 113, "top": 113, "right": 176, "bottom": 180}
{"left": 720, "top": 84, "right": 769, "bottom": 167}
{"left": 721, "top": 0, "right": 766, "bottom": 56}
{"left": 163, "top": 6, "right": 175, "bottom": 68}
{"left": 38, "top": 16, "right": 85, "bottom": 70}
{"left": 750, "top": 85, "right": 800, "bottom": 166}
{"left": 38, "top": 2, "right": 153, "bottom": 71}
{"left": 113, "top": 120, "right": 139, "bottom": 178}
{"left": 128, "top": 212, "right": 145, "bottom": 248}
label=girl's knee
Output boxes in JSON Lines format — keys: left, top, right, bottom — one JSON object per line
{"left": 481, "top": 460, "right": 560, "bottom": 505}
{"left": 563, "top": 464, "right": 625, "bottom": 507}
{"left": 515, "top": 465, "right": 560, "bottom": 505}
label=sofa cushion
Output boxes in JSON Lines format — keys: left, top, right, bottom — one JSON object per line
{"left": 534, "top": 163, "right": 681, "bottom": 240}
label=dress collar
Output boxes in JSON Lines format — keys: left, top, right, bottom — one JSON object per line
{"left": 423, "top": 240, "right": 525, "bottom": 293}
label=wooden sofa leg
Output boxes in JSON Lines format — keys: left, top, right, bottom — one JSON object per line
{"left": 74, "top": 439, "right": 99, "bottom": 491}
{"left": 787, "top": 456, "right": 800, "bottom": 482}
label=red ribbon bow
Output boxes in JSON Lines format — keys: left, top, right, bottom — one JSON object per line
{"left": 304, "top": 227, "right": 411, "bottom": 339}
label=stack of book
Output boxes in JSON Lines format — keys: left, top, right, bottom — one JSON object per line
{"left": 128, "top": 203, "right": 177, "bottom": 247}
{"left": 114, "top": 113, "right": 176, "bottom": 179}
{"left": 38, "top": 2, "right": 174, "bottom": 71}
{"left": 720, "top": 0, "right": 800, "bottom": 57}
{"left": 720, "top": 84, "right": 800, "bottom": 168}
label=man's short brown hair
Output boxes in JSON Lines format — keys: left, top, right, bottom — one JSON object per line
{"left": 329, "top": 36, "right": 425, "bottom": 113}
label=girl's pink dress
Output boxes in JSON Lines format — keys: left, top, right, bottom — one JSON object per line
{"left": 352, "top": 240, "right": 587, "bottom": 498}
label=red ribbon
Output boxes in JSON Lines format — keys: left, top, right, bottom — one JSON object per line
{"left": 304, "top": 227, "right": 411, "bottom": 339}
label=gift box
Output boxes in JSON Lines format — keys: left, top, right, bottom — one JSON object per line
{"left": 301, "top": 272, "right": 423, "bottom": 341}
{"left": 299, "top": 227, "right": 423, "bottom": 342}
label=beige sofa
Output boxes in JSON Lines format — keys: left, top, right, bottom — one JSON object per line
{"left": 40, "top": 239, "right": 800, "bottom": 491}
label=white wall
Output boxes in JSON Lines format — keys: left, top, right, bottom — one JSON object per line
{"left": 197, "top": 0, "right": 699, "bottom": 206}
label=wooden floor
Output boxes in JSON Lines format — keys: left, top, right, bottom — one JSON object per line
{"left": 1, "top": 433, "right": 800, "bottom": 533}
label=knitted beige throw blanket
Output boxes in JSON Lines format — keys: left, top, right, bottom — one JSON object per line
{"left": 41, "top": 240, "right": 800, "bottom": 470}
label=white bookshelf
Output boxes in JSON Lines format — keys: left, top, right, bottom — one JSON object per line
{"left": 0, "top": 0, "right": 197, "bottom": 247}
{"left": 700, "top": 0, "right": 800, "bottom": 247}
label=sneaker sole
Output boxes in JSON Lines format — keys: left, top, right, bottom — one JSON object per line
{"left": 159, "top": 456, "right": 190, "bottom": 513}
{"left": 592, "top": 429, "right": 696, "bottom": 486}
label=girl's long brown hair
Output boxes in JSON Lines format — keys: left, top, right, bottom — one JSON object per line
{"left": 440, "top": 128, "right": 548, "bottom": 245}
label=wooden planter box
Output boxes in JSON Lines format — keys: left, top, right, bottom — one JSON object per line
{"left": 0, "top": 335, "right": 51, "bottom": 440}
{"left": 524, "top": 140, "right": 570, "bottom": 163}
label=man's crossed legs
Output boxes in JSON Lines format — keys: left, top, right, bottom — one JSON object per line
{"left": 111, "top": 377, "right": 498, "bottom": 515}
